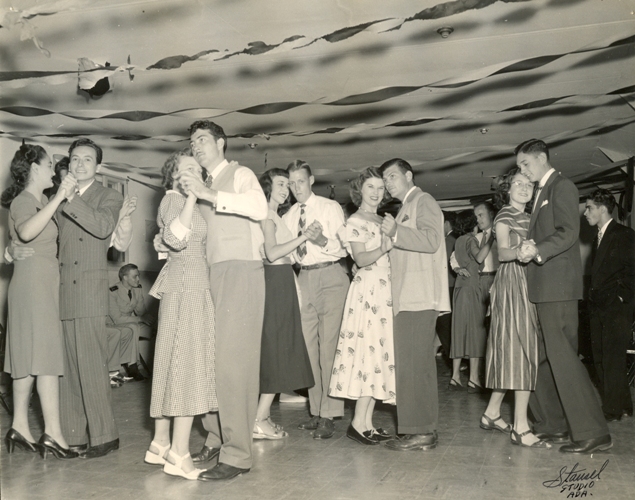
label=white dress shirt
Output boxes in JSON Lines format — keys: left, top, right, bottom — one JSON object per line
{"left": 282, "top": 193, "right": 346, "bottom": 265}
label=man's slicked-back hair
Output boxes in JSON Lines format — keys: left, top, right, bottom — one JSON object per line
{"left": 188, "top": 120, "right": 227, "bottom": 153}
{"left": 69, "top": 138, "right": 103, "bottom": 165}
{"left": 514, "top": 138, "right": 549, "bottom": 160}
{"left": 378, "top": 158, "right": 415, "bottom": 181}
{"left": 287, "top": 159, "right": 312, "bottom": 177}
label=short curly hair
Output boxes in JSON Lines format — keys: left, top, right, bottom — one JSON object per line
{"left": 349, "top": 167, "right": 388, "bottom": 207}
{"left": 493, "top": 167, "right": 532, "bottom": 210}
{"left": 188, "top": 120, "right": 227, "bottom": 153}
{"left": 587, "top": 188, "right": 616, "bottom": 215}
{"left": 161, "top": 148, "right": 194, "bottom": 191}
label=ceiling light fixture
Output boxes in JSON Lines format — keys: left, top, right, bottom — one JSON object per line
{"left": 437, "top": 27, "right": 454, "bottom": 39}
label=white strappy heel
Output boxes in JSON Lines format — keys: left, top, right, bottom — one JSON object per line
{"left": 163, "top": 450, "right": 204, "bottom": 480}
{"left": 144, "top": 440, "right": 170, "bottom": 465}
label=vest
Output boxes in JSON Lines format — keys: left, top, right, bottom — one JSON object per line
{"left": 199, "top": 162, "right": 257, "bottom": 265}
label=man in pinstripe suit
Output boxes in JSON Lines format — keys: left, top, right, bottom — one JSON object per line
{"left": 57, "top": 139, "right": 124, "bottom": 458}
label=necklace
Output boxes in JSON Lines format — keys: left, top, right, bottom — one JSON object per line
{"left": 358, "top": 206, "right": 377, "bottom": 215}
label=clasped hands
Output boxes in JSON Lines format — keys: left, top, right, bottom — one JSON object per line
{"left": 301, "top": 220, "right": 326, "bottom": 245}
{"left": 176, "top": 170, "right": 216, "bottom": 203}
{"left": 517, "top": 239, "right": 538, "bottom": 263}
{"left": 56, "top": 174, "right": 79, "bottom": 201}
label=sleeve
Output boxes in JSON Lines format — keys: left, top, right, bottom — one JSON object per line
{"left": 62, "top": 189, "right": 123, "bottom": 239}
{"left": 450, "top": 251, "right": 458, "bottom": 269}
{"left": 159, "top": 194, "right": 189, "bottom": 251}
{"left": 535, "top": 179, "right": 580, "bottom": 262}
{"left": 466, "top": 236, "right": 480, "bottom": 262}
{"left": 133, "top": 289, "right": 147, "bottom": 317}
{"left": 111, "top": 216, "right": 133, "bottom": 251}
{"left": 618, "top": 227, "right": 635, "bottom": 304}
{"left": 317, "top": 200, "right": 346, "bottom": 257}
{"left": 215, "top": 166, "right": 268, "bottom": 221}
{"left": 394, "top": 194, "right": 442, "bottom": 253}
{"left": 109, "top": 292, "right": 127, "bottom": 324}
{"left": 10, "top": 195, "right": 38, "bottom": 231}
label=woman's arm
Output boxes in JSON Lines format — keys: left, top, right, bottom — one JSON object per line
{"left": 468, "top": 232, "right": 493, "bottom": 264}
{"left": 261, "top": 218, "right": 309, "bottom": 263}
{"left": 15, "top": 189, "right": 67, "bottom": 242}
{"left": 350, "top": 235, "right": 392, "bottom": 268}
{"left": 494, "top": 222, "right": 518, "bottom": 262}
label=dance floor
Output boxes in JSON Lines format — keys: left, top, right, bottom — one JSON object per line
{"left": 1, "top": 359, "right": 634, "bottom": 500}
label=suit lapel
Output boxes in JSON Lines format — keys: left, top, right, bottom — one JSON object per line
{"left": 529, "top": 172, "right": 557, "bottom": 231}
{"left": 592, "top": 220, "right": 615, "bottom": 275}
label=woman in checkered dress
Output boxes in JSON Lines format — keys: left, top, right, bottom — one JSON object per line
{"left": 144, "top": 149, "right": 217, "bottom": 480}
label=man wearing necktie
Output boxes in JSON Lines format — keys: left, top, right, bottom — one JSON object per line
{"left": 516, "top": 139, "right": 611, "bottom": 454}
{"left": 56, "top": 139, "right": 123, "bottom": 458}
{"left": 282, "top": 160, "right": 348, "bottom": 440}
{"left": 584, "top": 189, "right": 634, "bottom": 422}
{"left": 174, "top": 120, "right": 268, "bottom": 480}
{"left": 108, "top": 263, "right": 150, "bottom": 381}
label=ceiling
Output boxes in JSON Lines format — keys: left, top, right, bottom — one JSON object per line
{"left": 1, "top": 0, "right": 634, "bottom": 205}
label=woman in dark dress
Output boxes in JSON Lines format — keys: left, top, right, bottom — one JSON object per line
{"left": 450, "top": 210, "right": 493, "bottom": 392}
{"left": 2, "top": 144, "right": 78, "bottom": 459}
{"left": 254, "top": 168, "right": 315, "bottom": 439}
{"left": 481, "top": 168, "right": 550, "bottom": 448}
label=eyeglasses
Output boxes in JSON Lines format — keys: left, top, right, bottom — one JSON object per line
{"left": 511, "top": 180, "right": 533, "bottom": 190}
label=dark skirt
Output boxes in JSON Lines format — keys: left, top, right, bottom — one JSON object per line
{"left": 260, "top": 264, "right": 314, "bottom": 393}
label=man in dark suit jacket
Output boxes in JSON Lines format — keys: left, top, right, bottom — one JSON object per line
{"left": 516, "top": 139, "right": 611, "bottom": 454}
{"left": 584, "top": 189, "right": 634, "bottom": 421}
{"left": 436, "top": 211, "right": 457, "bottom": 359}
{"left": 57, "top": 138, "right": 123, "bottom": 458}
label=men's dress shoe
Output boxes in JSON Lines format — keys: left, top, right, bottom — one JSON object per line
{"left": 535, "top": 431, "right": 570, "bottom": 444}
{"left": 604, "top": 412, "right": 622, "bottom": 422}
{"left": 191, "top": 445, "right": 221, "bottom": 464}
{"left": 125, "top": 363, "right": 147, "bottom": 382}
{"left": 197, "top": 462, "right": 249, "bottom": 481}
{"left": 297, "top": 415, "right": 320, "bottom": 430}
{"left": 369, "top": 428, "right": 393, "bottom": 442}
{"left": 313, "top": 418, "right": 335, "bottom": 439}
{"left": 346, "top": 424, "right": 378, "bottom": 445}
{"left": 623, "top": 409, "right": 633, "bottom": 418}
{"left": 80, "top": 439, "right": 119, "bottom": 459}
{"left": 68, "top": 443, "right": 88, "bottom": 454}
{"left": 384, "top": 432, "right": 438, "bottom": 451}
{"left": 559, "top": 434, "right": 612, "bottom": 454}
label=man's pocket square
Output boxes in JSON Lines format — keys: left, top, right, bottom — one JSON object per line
{"left": 401, "top": 215, "right": 410, "bottom": 222}
{"left": 540, "top": 200, "right": 549, "bottom": 208}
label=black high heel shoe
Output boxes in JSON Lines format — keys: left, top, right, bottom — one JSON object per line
{"left": 38, "top": 434, "right": 80, "bottom": 460}
{"left": 4, "top": 428, "right": 39, "bottom": 453}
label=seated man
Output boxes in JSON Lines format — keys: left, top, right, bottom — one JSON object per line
{"left": 109, "top": 263, "right": 153, "bottom": 380}
{"left": 105, "top": 324, "right": 137, "bottom": 387}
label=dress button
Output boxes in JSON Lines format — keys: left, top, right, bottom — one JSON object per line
{"left": 73, "top": 280, "right": 76, "bottom": 284}
{"left": 74, "top": 261, "right": 78, "bottom": 265}
{"left": 79, "top": 238, "right": 83, "bottom": 241}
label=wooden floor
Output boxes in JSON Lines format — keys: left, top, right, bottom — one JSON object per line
{"left": 1, "top": 358, "right": 634, "bottom": 500}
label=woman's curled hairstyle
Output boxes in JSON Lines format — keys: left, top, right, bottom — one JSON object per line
{"left": 1, "top": 144, "right": 47, "bottom": 208}
{"left": 160, "top": 148, "right": 194, "bottom": 191}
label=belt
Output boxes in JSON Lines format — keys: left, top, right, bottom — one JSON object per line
{"left": 300, "top": 260, "right": 339, "bottom": 271}
{"left": 479, "top": 271, "right": 497, "bottom": 276}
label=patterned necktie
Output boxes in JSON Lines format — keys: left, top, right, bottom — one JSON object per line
{"left": 205, "top": 174, "right": 213, "bottom": 188}
{"left": 596, "top": 230, "right": 603, "bottom": 248}
{"left": 297, "top": 204, "right": 307, "bottom": 260}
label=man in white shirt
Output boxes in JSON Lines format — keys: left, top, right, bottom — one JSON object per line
{"left": 282, "top": 160, "right": 349, "bottom": 440}
{"left": 175, "top": 120, "right": 268, "bottom": 480}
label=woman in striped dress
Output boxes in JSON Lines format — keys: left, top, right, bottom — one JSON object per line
{"left": 481, "top": 168, "right": 550, "bottom": 448}
{"left": 144, "top": 149, "right": 218, "bottom": 479}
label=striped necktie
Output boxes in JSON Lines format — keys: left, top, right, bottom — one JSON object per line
{"left": 297, "top": 204, "right": 307, "bottom": 260}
